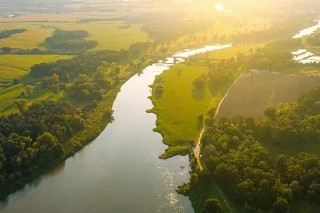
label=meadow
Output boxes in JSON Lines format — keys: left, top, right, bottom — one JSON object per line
{"left": 0, "top": 20, "right": 150, "bottom": 115}
{"left": 49, "top": 22, "right": 149, "bottom": 50}
{"left": 0, "top": 21, "right": 150, "bottom": 50}
{"left": 149, "top": 42, "right": 261, "bottom": 158}
{"left": 151, "top": 64, "right": 220, "bottom": 143}
{"left": 0, "top": 54, "right": 70, "bottom": 80}
{"left": 0, "top": 23, "right": 54, "bottom": 49}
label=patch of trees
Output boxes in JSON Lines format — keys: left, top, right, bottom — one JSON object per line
{"left": 43, "top": 30, "right": 97, "bottom": 54}
{"left": 232, "top": 19, "right": 305, "bottom": 44}
{"left": 30, "top": 49, "right": 133, "bottom": 103}
{"left": 128, "top": 41, "right": 152, "bottom": 57}
{"left": 152, "top": 76, "right": 164, "bottom": 99}
{"left": 188, "top": 86, "right": 320, "bottom": 212}
{"left": 0, "top": 100, "right": 85, "bottom": 199}
{"left": 205, "top": 56, "right": 245, "bottom": 95}
{"left": 140, "top": 18, "right": 211, "bottom": 41}
{"left": 248, "top": 39, "right": 304, "bottom": 72}
{"left": 0, "top": 28, "right": 27, "bottom": 39}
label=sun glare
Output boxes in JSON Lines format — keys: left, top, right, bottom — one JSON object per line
{"left": 215, "top": 4, "right": 224, "bottom": 12}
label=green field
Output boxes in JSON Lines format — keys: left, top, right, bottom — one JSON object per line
{"left": 52, "top": 22, "right": 150, "bottom": 50}
{"left": 0, "top": 21, "right": 150, "bottom": 50}
{"left": 0, "top": 23, "right": 55, "bottom": 49}
{"left": 0, "top": 54, "right": 70, "bottom": 114}
{"left": 0, "top": 21, "right": 149, "bottom": 115}
{"left": 150, "top": 64, "right": 221, "bottom": 157}
{"left": 0, "top": 54, "right": 70, "bottom": 80}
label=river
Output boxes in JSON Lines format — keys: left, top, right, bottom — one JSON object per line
{"left": 0, "top": 44, "right": 231, "bottom": 213}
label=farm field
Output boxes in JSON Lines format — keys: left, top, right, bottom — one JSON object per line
{"left": 50, "top": 22, "right": 150, "bottom": 50}
{"left": 0, "top": 23, "right": 55, "bottom": 49}
{"left": 216, "top": 72, "right": 320, "bottom": 119}
{"left": 0, "top": 20, "right": 149, "bottom": 114}
{"left": 0, "top": 54, "right": 70, "bottom": 80}
{"left": 0, "top": 21, "right": 150, "bottom": 50}
{"left": 0, "top": 13, "right": 84, "bottom": 22}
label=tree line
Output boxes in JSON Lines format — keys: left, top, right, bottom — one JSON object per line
{"left": 0, "top": 28, "right": 27, "bottom": 39}
{"left": 42, "top": 30, "right": 98, "bottom": 54}
{"left": 180, "top": 86, "right": 320, "bottom": 212}
{"left": 0, "top": 41, "right": 153, "bottom": 200}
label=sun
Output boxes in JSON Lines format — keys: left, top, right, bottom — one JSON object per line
{"left": 215, "top": 4, "right": 224, "bottom": 12}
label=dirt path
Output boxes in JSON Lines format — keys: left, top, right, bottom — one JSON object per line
{"left": 194, "top": 127, "right": 205, "bottom": 171}
{"left": 214, "top": 75, "right": 243, "bottom": 118}
{"left": 194, "top": 75, "right": 243, "bottom": 171}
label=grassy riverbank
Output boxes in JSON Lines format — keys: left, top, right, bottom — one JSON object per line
{"left": 149, "top": 64, "right": 223, "bottom": 159}
{"left": 149, "top": 44, "right": 258, "bottom": 159}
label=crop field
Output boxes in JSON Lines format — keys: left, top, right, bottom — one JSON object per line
{"left": 0, "top": 23, "right": 55, "bottom": 49}
{"left": 216, "top": 72, "right": 320, "bottom": 119}
{"left": 51, "top": 22, "right": 150, "bottom": 50}
{"left": 0, "top": 21, "right": 149, "bottom": 50}
{"left": 0, "top": 13, "right": 84, "bottom": 22}
{"left": 0, "top": 54, "right": 70, "bottom": 114}
{"left": 0, "top": 54, "right": 70, "bottom": 80}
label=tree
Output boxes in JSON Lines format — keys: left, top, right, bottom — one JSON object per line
{"left": 308, "top": 182, "right": 320, "bottom": 202}
{"left": 1, "top": 47, "right": 11, "bottom": 53}
{"left": 51, "top": 73, "right": 59, "bottom": 85}
{"left": 264, "top": 107, "right": 277, "bottom": 121}
{"left": 275, "top": 154, "right": 288, "bottom": 174}
{"left": 193, "top": 76, "right": 206, "bottom": 90}
{"left": 25, "top": 85, "right": 34, "bottom": 95}
{"left": 190, "top": 173, "right": 199, "bottom": 186}
{"left": 13, "top": 78, "right": 19, "bottom": 84}
{"left": 36, "top": 132, "right": 63, "bottom": 159}
{"left": 14, "top": 99, "right": 27, "bottom": 114}
{"left": 204, "top": 198, "right": 222, "bottom": 213}
{"left": 273, "top": 197, "right": 289, "bottom": 213}
{"left": 41, "top": 77, "right": 51, "bottom": 89}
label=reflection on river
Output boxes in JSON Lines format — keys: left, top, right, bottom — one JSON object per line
{"left": 0, "top": 44, "right": 231, "bottom": 213}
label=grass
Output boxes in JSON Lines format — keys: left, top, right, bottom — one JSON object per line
{"left": 0, "top": 80, "right": 64, "bottom": 115}
{"left": 206, "top": 43, "right": 265, "bottom": 61}
{"left": 150, "top": 43, "right": 264, "bottom": 158}
{"left": 0, "top": 21, "right": 150, "bottom": 51}
{"left": 0, "top": 23, "right": 55, "bottom": 49}
{"left": 150, "top": 64, "right": 222, "bottom": 157}
{"left": 0, "top": 55, "right": 71, "bottom": 114}
{"left": 0, "top": 21, "right": 149, "bottom": 115}
{"left": 0, "top": 54, "right": 70, "bottom": 80}
{"left": 49, "top": 22, "right": 150, "bottom": 50}
{"left": 188, "top": 179, "right": 240, "bottom": 213}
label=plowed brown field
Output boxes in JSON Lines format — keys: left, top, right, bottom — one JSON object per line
{"left": 216, "top": 72, "right": 320, "bottom": 118}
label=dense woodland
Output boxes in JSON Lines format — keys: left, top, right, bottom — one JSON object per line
{"left": 43, "top": 30, "right": 98, "bottom": 54}
{"left": 0, "top": 41, "right": 152, "bottom": 200}
{"left": 181, "top": 86, "right": 320, "bottom": 212}
{"left": 0, "top": 29, "right": 27, "bottom": 39}
{"left": 0, "top": 101, "right": 84, "bottom": 195}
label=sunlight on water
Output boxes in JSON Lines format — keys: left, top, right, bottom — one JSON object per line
{"left": 0, "top": 43, "right": 233, "bottom": 213}
{"left": 292, "top": 21, "right": 320, "bottom": 38}
{"left": 172, "top": 44, "right": 232, "bottom": 58}
{"left": 292, "top": 49, "right": 320, "bottom": 64}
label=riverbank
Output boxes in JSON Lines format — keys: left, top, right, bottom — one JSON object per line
{"left": 0, "top": 64, "right": 138, "bottom": 201}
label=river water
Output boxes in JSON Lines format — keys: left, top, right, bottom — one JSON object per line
{"left": 0, "top": 44, "right": 231, "bottom": 213}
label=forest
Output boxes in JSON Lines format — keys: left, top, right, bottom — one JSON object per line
{"left": 0, "top": 41, "right": 152, "bottom": 200}
{"left": 0, "top": 29, "right": 27, "bottom": 40}
{"left": 180, "top": 86, "right": 320, "bottom": 212}
{"left": 43, "top": 30, "right": 98, "bottom": 54}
